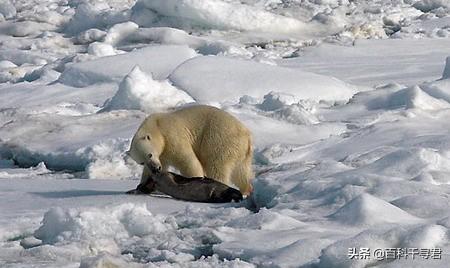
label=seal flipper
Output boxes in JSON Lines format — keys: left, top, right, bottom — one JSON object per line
{"left": 210, "top": 186, "right": 243, "bottom": 203}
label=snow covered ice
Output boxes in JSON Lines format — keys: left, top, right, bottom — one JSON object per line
{"left": 2, "top": 0, "right": 450, "bottom": 267}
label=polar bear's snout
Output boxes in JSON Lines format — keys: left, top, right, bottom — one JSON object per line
{"left": 146, "top": 157, "right": 162, "bottom": 174}
{"left": 148, "top": 163, "right": 162, "bottom": 173}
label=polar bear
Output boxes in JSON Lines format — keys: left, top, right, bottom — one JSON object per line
{"left": 128, "top": 105, "right": 254, "bottom": 195}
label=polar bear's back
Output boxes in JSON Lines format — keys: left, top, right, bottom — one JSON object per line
{"left": 159, "top": 105, "right": 251, "bottom": 159}
{"left": 165, "top": 105, "right": 249, "bottom": 137}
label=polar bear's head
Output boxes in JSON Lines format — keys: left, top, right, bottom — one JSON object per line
{"left": 128, "top": 116, "right": 165, "bottom": 173}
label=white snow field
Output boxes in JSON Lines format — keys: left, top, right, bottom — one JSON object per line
{"left": 2, "top": 0, "right": 450, "bottom": 267}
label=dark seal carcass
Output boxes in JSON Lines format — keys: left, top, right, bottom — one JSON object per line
{"left": 127, "top": 171, "right": 243, "bottom": 203}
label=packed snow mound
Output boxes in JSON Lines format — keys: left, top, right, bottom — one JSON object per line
{"left": 101, "top": 66, "right": 194, "bottom": 113}
{"left": 227, "top": 106, "right": 346, "bottom": 148}
{"left": 317, "top": 229, "right": 394, "bottom": 268}
{"left": 391, "top": 194, "right": 450, "bottom": 218}
{"left": 59, "top": 45, "right": 197, "bottom": 87}
{"left": 64, "top": 2, "right": 132, "bottom": 34}
{"left": 226, "top": 208, "right": 305, "bottom": 231}
{"left": 359, "top": 148, "right": 450, "bottom": 180}
{"left": 402, "top": 224, "right": 447, "bottom": 249}
{"left": 34, "top": 203, "right": 173, "bottom": 250}
{"left": 0, "top": 49, "right": 53, "bottom": 66}
{"left": 422, "top": 79, "right": 450, "bottom": 104}
{"left": 64, "top": 3, "right": 105, "bottom": 34}
{"left": 76, "top": 29, "right": 106, "bottom": 45}
{"left": 400, "top": 86, "right": 450, "bottom": 110}
{"left": 255, "top": 92, "right": 319, "bottom": 125}
{"left": 257, "top": 92, "right": 306, "bottom": 110}
{"left": 348, "top": 84, "right": 450, "bottom": 111}
{"left": 125, "top": 27, "right": 243, "bottom": 56}
{"left": 86, "top": 42, "right": 116, "bottom": 57}
{"left": 133, "top": 0, "right": 306, "bottom": 33}
{"left": 330, "top": 193, "right": 420, "bottom": 226}
{"left": 0, "top": 111, "right": 144, "bottom": 178}
{"left": 212, "top": 224, "right": 334, "bottom": 267}
{"left": 413, "top": 0, "right": 450, "bottom": 12}
{"left": 280, "top": 39, "right": 450, "bottom": 86}
{"left": 27, "top": 204, "right": 257, "bottom": 266}
{"left": 0, "top": 82, "right": 117, "bottom": 110}
{"left": 443, "top": 56, "right": 450, "bottom": 79}
{"left": 0, "top": 0, "right": 15, "bottom": 19}
{"left": 1, "top": 136, "right": 141, "bottom": 180}
{"left": 0, "top": 162, "right": 56, "bottom": 179}
{"left": 80, "top": 253, "right": 137, "bottom": 268}
{"left": 7, "top": 21, "right": 56, "bottom": 37}
{"left": 238, "top": 92, "right": 320, "bottom": 125}
{"left": 0, "top": 60, "right": 16, "bottom": 69}
{"left": 80, "top": 253, "right": 253, "bottom": 268}
{"left": 267, "top": 104, "right": 319, "bottom": 125}
{"left": 103, "top": 21, "right": 139, "bottom": 45}
{"left": 170, "top": 56, "right": 356, "bottom": 104}
{"left": 319, "top": 223, "right": 448, "bottom": 268}
{"left": 83, "top": 138, "right": 142, "bottom": 180}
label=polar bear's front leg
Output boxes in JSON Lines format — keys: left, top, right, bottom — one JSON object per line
{"left": 174, "top": 149, "right": 205, "bottom": 178}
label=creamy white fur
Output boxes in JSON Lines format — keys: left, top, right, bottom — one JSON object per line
{"left": 129, "top": 105, "right": 254, "bottom": 194}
